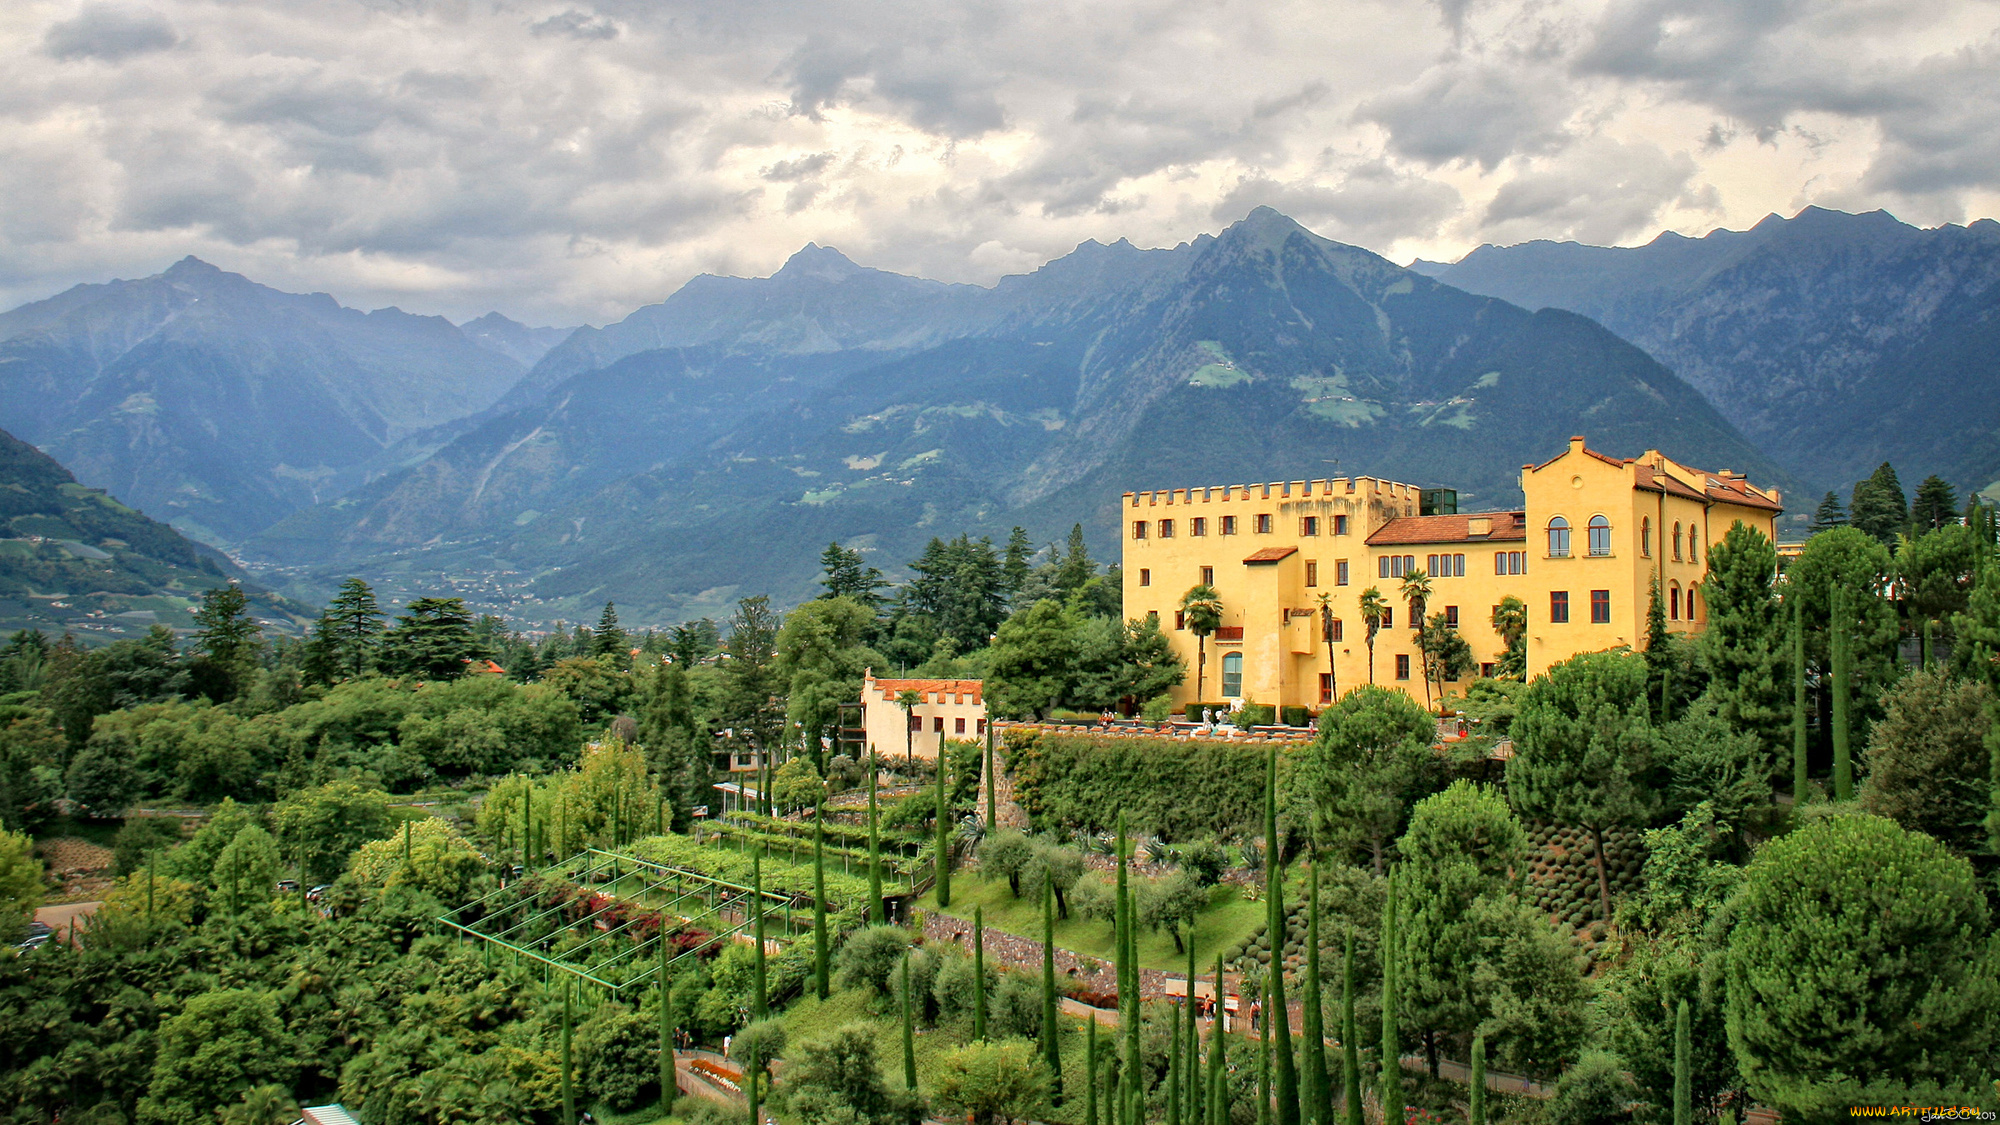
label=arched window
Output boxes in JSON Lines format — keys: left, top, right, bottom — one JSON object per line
{"left": 1588, "top": 514, "right": 1612, "bottom": 556}
{"left": 1688, "top": 584, "right": 1702, "bottom": 621}
{"left": 1641, "top": 517, "right": 1651, "bottom": 557}
{"left": 1673, "top": 521, "right": 1683, "bottom": 561}
{"left": 1669, "top": 583, "right": 1681, "bottom": 621}
{"left": 1547, "top": 516, "right": 1571, "bottom": 558}
{"left": 1692, "top": 526, "right": 1703, "bottom": 563}
{"left": 1221, "top": 652, "right": 1244, "bottom": 698}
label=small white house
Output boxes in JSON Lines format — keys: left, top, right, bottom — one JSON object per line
{"left": 859, "top": 669, "right": 987, "bottom": 762}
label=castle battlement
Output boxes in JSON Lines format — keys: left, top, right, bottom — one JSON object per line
{"left": 1122, "top": 476, "right": 1425, "bottom": 507}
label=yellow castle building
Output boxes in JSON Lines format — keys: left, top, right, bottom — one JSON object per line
{"left": 1120, "top": 436, "right": 1783, "bottom": 713}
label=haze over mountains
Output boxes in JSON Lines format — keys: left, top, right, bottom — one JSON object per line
{"left": 1, "top": 205, "right": 1991, "bottom": 629}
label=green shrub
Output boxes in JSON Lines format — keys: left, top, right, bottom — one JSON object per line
{"left": 1280, "top": 705, "right": 1311, "bottom": 728}
{"left": 1181, "top": 702, "right": 1232, "bottom": 720}
{"left": 1237, "top": 703, "right": 1276, "bottom": 727}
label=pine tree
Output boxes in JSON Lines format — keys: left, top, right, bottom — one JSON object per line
{"left": 1910, "top": 475, "right": 1959, "bottom": 531}
{"left": 1849, "top": 462, "right": 1908, "bottom": 545}
{"left": 1056, "top": 524, "right": 1096, "bottom": 594}
{"left": 1265, "top": 747, "right": 1301, "bottom": 1125}
{"left": 322, "top": 577, "right": 384, "bottom": 678}
{"left": 1378, "top": 880, "right": 1402, "bottom": 1125}
{"left": 1809, "top": 491, "right": 1849, "bottom": 534}
{"left": 814, "top": 811, "right": 830, "bottom": 999}
{"left": 1043, "top": 877, "right": 1063, "bottom": 1095}
{"left": 379, "top": 597, "right": 477, "bottom": 681}
{"left": 1302, "top": 860, "right": 1331, "bottom": 1125}
{"left": 819, "top": 541, "right": 889, "bottom": 607}
{"left": 1469, "top": 1034, "right": 1486, "bottom": 1125}
{"left": 1003, "top": 526, "right": 1035, "bottom": 606}
{"left": 1341, "top": 936, "right": 1360, "bottom": 1125}
{"left": 594, "top": 601, "right": 628, "bottom": 657}
{"left": 1673, "top": 999, "right": 1691, "bottom": 1125}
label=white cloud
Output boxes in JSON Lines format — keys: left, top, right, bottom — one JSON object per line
{"left": 0, "top": 0, "right": 1993, "bottom": 324}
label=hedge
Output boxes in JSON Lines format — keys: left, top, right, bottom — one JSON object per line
{"left": 1003, "top": 728, "right": 1273, "bottom": 839}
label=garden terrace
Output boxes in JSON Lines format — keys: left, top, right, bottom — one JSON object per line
{"left": 436, "top": 846, "right": 818, "bottom": 997}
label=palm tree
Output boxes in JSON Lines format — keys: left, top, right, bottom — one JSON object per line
{"left": 1315, "top": 591, "right": 1338, "bottom": 706}
{"left": 1491, "top": 595, "right": 1527, "bottom": 679}
{"left": 1180, "top": 584, "right": 1224, "bottom": 701}
{"left": 1358, "top": 587, "right": 1389, "bottom": 685}
{"left": 896, "top": 689, "right": 922, "bottom": 766}
{"left": 1399, "top": 568, "right": 1435, "bottom": 707}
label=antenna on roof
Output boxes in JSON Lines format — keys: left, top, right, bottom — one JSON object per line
{"left": 1320, "top": 457, "right": 1340, "bottom": 476}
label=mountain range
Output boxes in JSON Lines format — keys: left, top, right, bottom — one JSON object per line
{"left": 1, "top": 204, "right": 1989, "bottom": 630}
{"left": 1413, "top": 207, "right": 2000, "bottom": 495}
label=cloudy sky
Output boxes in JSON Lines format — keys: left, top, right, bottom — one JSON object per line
{"left": 4, "top": 0, "right": 1997, "bottom": 324}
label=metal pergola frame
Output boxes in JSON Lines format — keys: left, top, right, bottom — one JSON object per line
{"left": 437, "top": 848, "right": 808, "bottom": 996}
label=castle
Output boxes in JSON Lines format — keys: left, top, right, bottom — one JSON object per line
{"left": 1119, "top": 437, "right": 1782, "bottom": 712}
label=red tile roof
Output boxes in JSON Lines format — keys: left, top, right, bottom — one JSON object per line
{"left": 1366, "top": 511, "right": 1527, "bottom": 546}
{"left": 866, "top": 676, "right": 984, "bottom": 705}
{"left": 1242, "top": 546, "right": 1298, "bottom": 563}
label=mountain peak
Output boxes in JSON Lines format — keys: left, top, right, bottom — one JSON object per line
{"left": 163, "top": 255, "right": 224, "bottom": 279}
{"left": 774, "top": 242, "right": 864, "bottom": 283}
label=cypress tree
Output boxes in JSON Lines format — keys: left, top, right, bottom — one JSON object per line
{"left": 658, "top": 934, "right": 674, "bottom": 1102}
{"left": 1186, "top": 932, "right": 1200, "bottom": 1120}
{"left": 1086, "top": 1018, "right": 1099, "bottom": 1125}
{"left": 985, "top": 724, "right": 997, "bottom": 829}
{"left": 1170, "top": 997, "right": 1183, "bottom": 1125}
{"left": 1116, "top": 813, "right": 1139, "bottom": 1124}
{"left": 1378, "top": 880, "right": 1402, "bottom": 1125}
{"left": 562, "top": 978, "right": 576, "bottom": 1125}
{"left": 1673, "top": 1000, "right": 1691, "bottom": 1125}
{"left": 1831, "top": 587, "right": 1855, "bottom": 800}
{"left": 1258, "top": 975, "right": 1271, "bottom": 1125}
{"left": 752, "top": 851, "right": 768, "bottom": 1017}
{"left": 901, "top": 951, "right": 917, "bottom": 1090}
{"left": 974, "top": 906, "right": 988, "bottom": 1041}
{"left": 1043, "top": 877, "right": 1063, "bottom": 1095}
{"left": 936, "top": 754, "right": 953, "bottom": 908}
{"left": 1340, "top": 936, "right": 1360, "bottom": 1125}
{"left": 1209, "top": 952, "right": 1227, "bottom": 1125}
{"left": 1469, "top": 1034, "right": 1486, "bottom": 1125}
{"left": 1265, "top": 747, "right": 1301, "bottom": 1125}
{"left": 868, "top": 759, "right": 884, "bottom": 923}
{"left": 523, "top": 786, "right": 533, "bottom": 870}
{"left": 813, "top": 810, "right": 830, "bottom": 999}
{"left": 1301, "top": 860, "right": 1331, "bottom": 1125}
{"left": 1792, "top": 599, "right": 1808, "bottom": 803}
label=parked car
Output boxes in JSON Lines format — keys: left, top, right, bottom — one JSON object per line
{"left": 306, "top": 885, "right": 333, "bottom": 903}
{"left": 25, "top": 921, "right": 52, "bottom": 940}
{"left": 276, "top": 879, "right": 300, "bottom": 893}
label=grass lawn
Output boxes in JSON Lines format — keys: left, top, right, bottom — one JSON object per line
{"left": 916, "top": 872, "right": 1264, "bottom": 974}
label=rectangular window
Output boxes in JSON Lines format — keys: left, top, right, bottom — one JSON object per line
{"left": 1427, "top": 553, "right": 1439, "bottom": 575}
{"left": 1301, "top": 516, "right": 1320, "bottom": 536}
{"left": 1332, "top": 619, "right": 1343, "bottom": 641}
{"left": 1334, "top": 514, "right": 1349, "bottom": 535}
{"left": 977, "top": 719, "right": 987, "bottom": 734}
{"left": 1395, "top": 654, "right": 1411, "bottom": 680}
{"left": 1550, "top": 591, "right": 1570, "bottom": 624}
{"left": 1139, "top": 568, "right": 1151, "bottom": 586}
{"left": 1381, "top": 606, "right": 1393, "bottom": 627}
{"left": 909, "top": 714, "right": 923, "bottom": 731}
{"left": 1221, "top": 515, "right": 1238, "bottom": 535}
{"left": 1336, "top": 560, "right": 1349, "bottom": 586}
{"left": 1480, "top": 662, "right": 1495, "bottom": 678}
{"left": 1319, "top": 673, "right": 1333, "bottom": 703}
{"left": 1159, "top": 519, "right": 1175, "bottom": 538}
{"left": 1255, "top": 513, "right": 1273, "bottom": 534}
{"left": 1591, "top": 589, "right": 1611, "bottom": 624}
{"left": 933, "top": 716, "right": 945, "bottom": 732}
{"left": 1201, "top": 566, "right": 1214, "bottom": 586}
{"left": 1379, "top": 556, "right": 1391, "bottom": 579}
{"left": 955, "top": 717, "right": 966, "bottom": 734}
{"left": 1305, "top": 561, "right": 1318, "bottom": 587}
{"left": 1132, "top": 520, "right": 1147, "bottom": 539}
{"left": 1193, "top": 517, "right": 1207, "bottom": 536}
{"left": 1453, "top": 553, "right": 1466, "bottom": 577}
{"left": 1175, "top": 610, "right": 1186, "bottom": 630}
{"left": 1495, "top": 551, "right": 1507, "bottom": 575}
{"left": 1445, "top": 605, "right": 1459, "bottom": 627}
